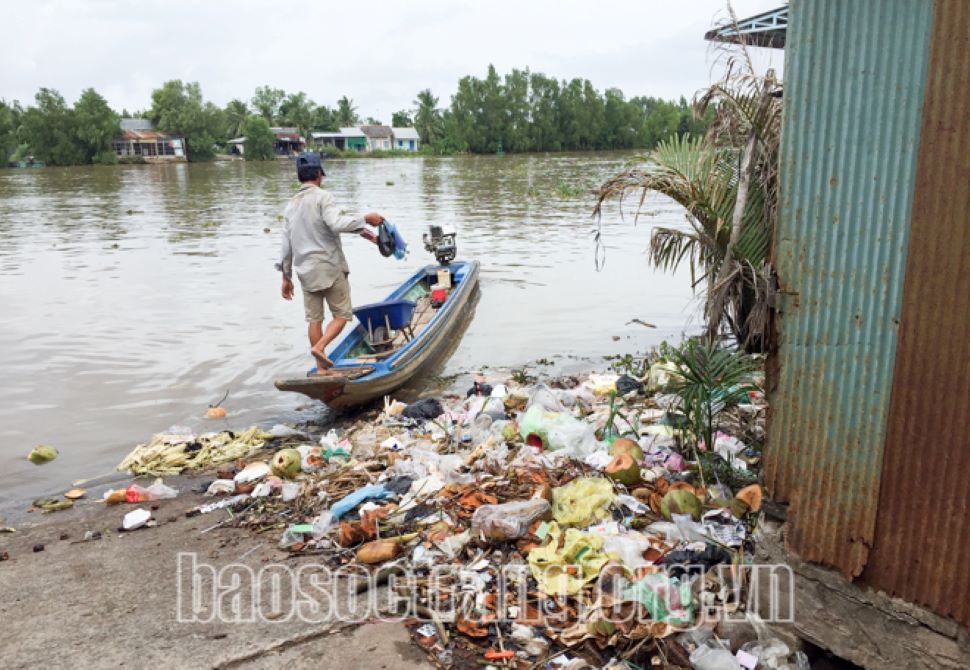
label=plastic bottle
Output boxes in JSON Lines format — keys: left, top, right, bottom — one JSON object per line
{"left": 471, "top": 499, "right": 552, "bottom": 540}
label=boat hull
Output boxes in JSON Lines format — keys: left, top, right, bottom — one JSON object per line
{"left": 275, "top": 261, "right": 479, "bottom": 409}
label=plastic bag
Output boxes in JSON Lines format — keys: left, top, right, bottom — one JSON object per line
{"left": 778, "top": 652, "right": 810, "bottom": 670}
{"left": 527, "top": 522, "right": 608, "bottom": 595}
{"left": 310, "top": 511, "right": 334, "bottom": 540}
{"left": 402, "top": 398, "right": 443, "bottom": 420}
{"left": 469, "top": 413, "right": 493, "bottom": 446}
{"left": 331, "top": 484, "right": 393, "bottom": 519}
{"left": 377, "top": 222, "right": 396, "bottom": 257}
{"left": 268, "top": 424, "right": 307, "bottom": 438}
{"left": 510, "top": 623, "right": 549, "bottom": 656}
{"left": 740, "top": 613, "right": 805, "bottom": 670}
{"left": 713, "top": 433, "right": 748, "bottom": 470}
{"left": 600, "top": 532, "right": 652, "bottom": 570}
{"left": 585, "top": 373, "right": 619, "bottom": 396}
{"left": 518, "top": 406, "right": 600, "bottom": 457}
{"left": 527, "top": 384, "right": 564, "bottom": 412}
{"left": 126, "top": 480, "right": 179, "bottom": 502}
{"left": 647, "top": 361, "right": 681, "bottom": 392}
{"left": 382, "top": 220, "right": 407, "bottom": 260}
{"left": 144, "top": 480, "right": 179, "bottom": 500}
{"left": 471, "top": 499, "right": 552, "bottom": 541}
{"left": 547, "top": 415, "right": 600, "bottom": 457}
{"left": 279, "top": 526, "right": 307, "bottom": 549}
{"left": 482, "top": 396, "right": 506, "bottom": 420}
{"left": 436, "top": 529, "right": 470, "bottom": 558}
{"left": 689, "top": 643, "right": 741, "bottom": 670}
{"left": 615, "top": 374, "right": 644, "bottom": 396}
{"left": 739, "top": 639, "right": 792, "bottom": 670}
{"left": 622, "top": 572, "right": 695, "bottom": 625}
{"left": 551, "top": 477, "right": 615, "bottom": 527}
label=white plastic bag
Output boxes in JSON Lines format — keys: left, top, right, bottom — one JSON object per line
{"left": 690, "top": 643, "right": 741, "bottom": 670}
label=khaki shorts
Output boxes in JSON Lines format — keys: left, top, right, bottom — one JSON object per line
{"left": 302, "top": 274, "right": 353, "bottom": 323}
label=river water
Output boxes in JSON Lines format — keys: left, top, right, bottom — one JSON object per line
{"left": 0, "top": 153, "right": 696, "bottom": 506}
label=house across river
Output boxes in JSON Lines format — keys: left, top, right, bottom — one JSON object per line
{"left": 310, "top": 126, "right": 420, "bottom": 153}
{"left": 112, "top": 118, "right": 186, "bottom": 162}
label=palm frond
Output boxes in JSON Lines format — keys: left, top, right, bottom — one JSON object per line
{"left": 594, "top": 44, "right": 781, "bottom": 352}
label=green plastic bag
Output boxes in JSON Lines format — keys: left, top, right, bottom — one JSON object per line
{"left": 621, "top": 573, "right": 694, "bottom": 625}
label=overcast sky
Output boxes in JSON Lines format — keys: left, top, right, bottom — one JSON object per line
{"left": 1, "top": 0, "right": 783, "bottom": 119}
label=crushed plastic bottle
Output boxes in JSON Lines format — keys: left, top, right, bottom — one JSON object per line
{"left": 471, "top": 498, "right": 552, "bottom": 540}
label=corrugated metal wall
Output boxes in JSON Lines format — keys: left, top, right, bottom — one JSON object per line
{"left": 768, "top": 0, "right": 970, "bottom": 627}
{"left": 863, "top": 0, "right": 970, "bottom": 627}
{"left": 767, "top": 0, "right": 933, "bottom": 578}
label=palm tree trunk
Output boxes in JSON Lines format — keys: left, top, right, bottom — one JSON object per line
{"left": 706, "top": 129, "right": 757, "bottom": 341}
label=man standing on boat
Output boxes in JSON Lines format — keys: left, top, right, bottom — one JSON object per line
{"left": 278, "top": 152, "right": 384, "bottom": 375}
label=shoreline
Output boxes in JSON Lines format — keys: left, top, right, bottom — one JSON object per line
{"left": 0, "top": 359, "right": 775, "bottom": 669}
{"left": 1, "top": 147, "right": 647, "bottom": 170}
{"left": 1, "top": 357, "right": 605, "bottom": 525}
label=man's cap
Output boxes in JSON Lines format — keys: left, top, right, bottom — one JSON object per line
{"left": 295, "top": 151, "right": 325, "bottom": 176}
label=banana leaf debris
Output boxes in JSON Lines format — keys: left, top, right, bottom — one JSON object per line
{"left": 116, "top": 361, "right": 803, "bottom": 669}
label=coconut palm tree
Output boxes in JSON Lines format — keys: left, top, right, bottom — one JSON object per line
{"left": 594, "top": 54, "right": 781, "bottom": 351}
{"left": 224, "top": 99, "right": 248, "bottom": 139}
{"left": 335, "top": 96, "right": 359, "bottom": 127}
{"left": 413, "top": 89, "right": 443, "bottom": 146}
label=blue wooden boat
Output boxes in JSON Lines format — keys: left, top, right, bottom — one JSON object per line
{"left": 275, "top": 260, "right": 480, "bottom": 408}
{"left": 8, "top": 159, "right": 45, "bottom": 168}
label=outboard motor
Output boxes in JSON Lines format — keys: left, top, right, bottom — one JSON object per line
{"left": 422, "top": 225, "right": 457, "bottom": 265}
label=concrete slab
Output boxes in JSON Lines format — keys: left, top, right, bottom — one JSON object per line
{"left": 0, "top": 489, "right": 433, "bottom": 670}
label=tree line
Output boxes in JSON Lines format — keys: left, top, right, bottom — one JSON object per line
{"left": 0, "top": 65, "right": 709, "bottom": 165}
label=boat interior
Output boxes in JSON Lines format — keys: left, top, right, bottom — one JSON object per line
{"left": 328, "top": 263, "right": 470, "bottom": 370}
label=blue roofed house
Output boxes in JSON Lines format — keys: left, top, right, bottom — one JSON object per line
{"left": 391, "top": 127, "right": 420, "bottom": 152}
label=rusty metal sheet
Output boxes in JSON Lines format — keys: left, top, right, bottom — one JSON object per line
{"left": 766, "top": 0, "right": 934, "bottom": 578}
{"left": 863, "top": 0, "right": 970, "bottom": 627}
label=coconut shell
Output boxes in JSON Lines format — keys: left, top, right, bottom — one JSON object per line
{"left": 660, "top": 489, "right": 702, "bottom": 521}
{"left": 271, "top": 448, "right": 302, "bottom": 479}
{"left": 735, "top": 484, "right": 763, "bottom": 512}
{"left": 669, "top": 481, "right": 697, "bottom": 495}
{"left": 609, "top": 437, "right": 644, "bottom": 461}
{"left": 730, "top": 498, "right": 751, "bottom": 518}
{"left": 631, "top": 487, "right": 652, "bottom": 504}
{"left": 605, "top": 453, "right": 640, "bottom": 487}
{"left": 356, "top": 539, "right": 401, "bottom": 564}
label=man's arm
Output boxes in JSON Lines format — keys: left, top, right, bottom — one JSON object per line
{"left": 320, "top": 191, "right": 384, "bottom": 233}
{"left": 278, "top": 223, "right": 294, "bottom": 300}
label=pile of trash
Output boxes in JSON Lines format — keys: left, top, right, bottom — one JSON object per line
{"left": 120, "top": 362, "right": 793, "bottom": 669}
{"left": 117, "top": 425, "right": 279, "bottom": 476}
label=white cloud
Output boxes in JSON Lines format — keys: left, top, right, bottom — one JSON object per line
{"left": 0, "top": 0, "right": 784, "bottom": 117}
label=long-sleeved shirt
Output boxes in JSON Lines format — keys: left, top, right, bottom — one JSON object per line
{"left": 279, "top": 184, "right": 366, "bottom": 291}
